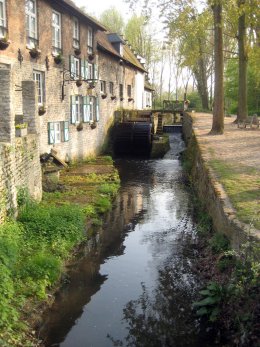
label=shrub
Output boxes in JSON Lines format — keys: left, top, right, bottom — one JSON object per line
{"left": 95, "top": 196, "right": 112, "bottom": 214}
{"left": 209, "top": 233, "right": 230, "bottom": 254}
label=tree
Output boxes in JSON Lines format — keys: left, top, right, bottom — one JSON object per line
{"left": 99, "top": 7, "right": 125, "bottom": 33}
{"left": 210, "top": 0, "right": 224, "bottom": 134}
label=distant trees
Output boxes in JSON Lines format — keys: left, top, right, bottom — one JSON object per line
{"left": 99, "top": 7, "right": 125, "bottom": 33}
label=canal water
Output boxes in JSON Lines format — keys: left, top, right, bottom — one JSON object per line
{"left": 40, "top": 134, "right": 211, "bottom": 347}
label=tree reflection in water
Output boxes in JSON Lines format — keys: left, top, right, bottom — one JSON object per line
{"left": 108, "top": 231, "right": 212, "bottom": 347}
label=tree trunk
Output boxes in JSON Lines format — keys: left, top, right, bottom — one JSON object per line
{"left": 210, "top": 2, "right": 224, "bottom": 134}
{"left": 193, "top": 38, "right": 209, "bottom": 110}
{"left": 237, "top": 0, "right": 248, "bottom": 122}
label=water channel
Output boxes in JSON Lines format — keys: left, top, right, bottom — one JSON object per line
{"left": 41, "top": 134, "right": 212, "bottom": 347}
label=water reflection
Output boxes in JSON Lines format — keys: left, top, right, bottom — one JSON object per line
{"left": 41, "top": 134, "right": 212, "bottom": 347}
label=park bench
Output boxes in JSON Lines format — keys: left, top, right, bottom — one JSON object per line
{"left": 237, "top": 114, "right": 259, "bottom": 129}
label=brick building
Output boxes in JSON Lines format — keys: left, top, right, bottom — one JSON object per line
{"left": 0, "top": 0, "right": 148, "bottom": 162}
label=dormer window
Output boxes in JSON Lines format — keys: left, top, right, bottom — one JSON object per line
{"left": 52, "top": 10, "right": 61, "bottom": 54}
{"left": 87, "top": 27, "right": 93, "bottom": 54}
{"left": 25, "top": 0, "right": 38, "bottom": 48}
{"left": 73, "top": 17, "right": 79, "bottom": 49}
{"left": 0, "top": 0, "right": 7, "bottom": 38}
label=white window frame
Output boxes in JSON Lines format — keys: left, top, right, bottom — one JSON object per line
{"left": 100, "top": 80, "right": 106, "bottom": 94}
{"left": 109, "top": 82, "right": 114, "bottom": 95}
{"left": 75, "top": 95, "right": 82, "bottom": 123}
{"left": 54, "top": 122, "right": 61, "bottom": 144}
{"left": 89, "top": 96, "right": 95, "bottom": 121}
{"left": 88, "top": 63, "right": 93, "bottom": 79}
{"left": 0, "top": 0, "right": 7, "bottom": 38}
{"left": 87, "top": 27, "right": 93, "bottom": 54}
{"left": 25, "top": 0, "right": 38, "bottom": 48}
{"left": 33, "top": 70, "right": 45, "bottom": 105}
{"left": 73, "top": 17, "right": 79, "bottom": 48}
{"left": 127, "top": 85, "right": 132, "bottom": 98}
{"left": 74, "top": 57, "right": 80, "bottom": 79}
{"left": 52, "top": 10, "right": 61, "bottom": 54}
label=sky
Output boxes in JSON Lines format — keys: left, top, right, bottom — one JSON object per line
{"left": 74, "top": 0, "right": 131, "bottom": 19}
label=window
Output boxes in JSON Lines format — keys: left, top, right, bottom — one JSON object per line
{"left": 25, "top": 0, "right": 38, "bottom": 47}
{"left": 0, "top": 0, "right": 7, "bottom": 38}
{"left": 109, "top": 82, "right": 114, "bottom": 95}
{"left": 71, "top": 96, "right": 100, "bottom": 124}
{"left": 100, "top": 80, "right": 106, "bottom": 94}
{"left": 87, "top": 27, "right": 93, "bottom": 54}
{"left": 119, "top": 84, "right": 123, "bottom": 98}
{"left": 73, "top": 17, "right": 79, "bottom": 48}
{"left": 48, "top": 121, "right": 69, "bottom": 144}
{"left": 70, "top": 55, "right": 80, "bottom": 79}
{"left": 127, "top": 85, "right": 132, "bottom": 98}
{"left": 75, "top": 95, "right": 82, "bottom": 123}
{"left": 52, "top": 10, "right": 61, "bottom": 54}
{"left": 33, "top": 71, "right": 45, "bottom": 105}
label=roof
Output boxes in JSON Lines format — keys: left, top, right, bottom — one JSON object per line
{"left": 96, "top": 31, "right": 146, "bottom": 73}
{"left": 51, "top": 0, "right": 106, "bottom": 31}
{"left": 107, "top": 33, "right": 125, "bottom": 44}
{"left": 96, "top": 31, "right": 121, "bottom": 58}
{"left": 123, "top": 45, "right": 146, "bottom": 72}
{"left": 145, "top": 82, "right": 154, "bottom": 91}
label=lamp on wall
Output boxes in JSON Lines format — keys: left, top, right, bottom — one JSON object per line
{"left": 61, "top": 67, "right": 98, "bottom": 100}
{"left": 18, "top": 49, "right": 23, "bottom": 66}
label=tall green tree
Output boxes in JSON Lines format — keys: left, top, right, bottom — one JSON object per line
{"left": 99, "top": 7, "right": 125, "bottom": 33}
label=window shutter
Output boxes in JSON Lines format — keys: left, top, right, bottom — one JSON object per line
{"left": 48, "top": 122, "right": 55, "bottom": 144}
{"left": 96, "top": 97, "right": 100, "bottom": 122}
{"left": 94, "top": 64, "right": 99, "bottom": 80}
{"left": 85, "top": 61, "right": 89, "bottom": 79}
{"left": 81, "top": 59, "right": 85, "bottom": 79}
{"left": 64, "top": 121, "right": 69, "bottom": 142}
{"left": 83, "top": 96, "right": 90, "bottom": 122}
{"left": 70, "top": 55, "right": 75, "bottom": 78}
{"left": 71, "top": 96, "right": 76, "bottom": 124}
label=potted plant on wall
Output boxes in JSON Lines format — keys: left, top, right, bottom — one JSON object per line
{"left": 76, "top": 122, "right": 83, "bottom": 131}
{"left": 54, "top": 53, "right": 63, "bottom": 65}
{"left": 29, "top": 47, "right": 41, "bottom": 59}
{"left": 0, "top": 36, "right": 11, "bottom": 50}
{"left": 128, "top": 97, "right": 133, "bottom": 102}
{"left": 15, "top": 123, "right": 28, "bottom": 137}
{"left": 101, "top": 93, "right": 107, "bottom": 99}
{"left": 76, "top": 78, "right": 83, "bottom": 87}
{"left": 38, "top": 105, "right": 46, "bottom": 115}
{"left": 88, "top": 53, "right": 94, "bottom": 61}
{"left": 74, "top": 48, "right": 81, "bottom": 56}
{"left": 111, "top": 95, "right": 116, "bottom": 101}
{"left": 90, "top": 121, "right": 97, "bottom": 129}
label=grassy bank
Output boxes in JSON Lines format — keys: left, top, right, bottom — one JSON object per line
{"left": 182, "top": 149, "right": 260, "bottom": 346}
{"left": 0, "top": 156, "right": 120, "bottom": 346}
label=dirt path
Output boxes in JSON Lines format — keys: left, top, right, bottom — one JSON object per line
{"left": 192, "top": 113, "right": 260, "bottom": 169}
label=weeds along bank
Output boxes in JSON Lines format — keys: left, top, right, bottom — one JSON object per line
{"left": 0, "top": 156, "right": 120, "bottom": 347}
{"left": 181, "top": 113, "right": 260, "bottom": 346}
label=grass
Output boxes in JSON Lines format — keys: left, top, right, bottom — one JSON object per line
{"left": 209, "top": 159, "right": 260, "bottom": 229}
{"left": 0, "top": 156, "right": 120, "bottom": 346}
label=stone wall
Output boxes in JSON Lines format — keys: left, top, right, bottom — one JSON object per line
{"left": 182, "top": 112, "right": 254, "bottom": 249}
{"left": 0, "top": 135, "right": 42, "bottom": 222}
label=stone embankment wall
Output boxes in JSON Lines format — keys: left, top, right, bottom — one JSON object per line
{"left": 0, "top": 136, "right": 42, "bottom": 222}
{"left": 182, "top": 113, "right": 256, "bottom": 249}
{"left": 0, "top": 67, "right": 42, "bottom": 222}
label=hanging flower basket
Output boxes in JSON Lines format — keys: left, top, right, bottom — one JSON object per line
{"left": 76, "top": 79, "right": 83, "bottom": 87}
{"left": 0, "top": 38, "right": 10, "bottom": 50}
{"left": 119, "top": 59, "right": 123, "bottom": 66}
{"left": 29, "top": 47, "right": 41, "bottom": 59}
{"left": 111, "top": 96, "right": 116, "bottom": 101}
{"left": 54, "top": 54, "right": 63, "bottom": 65}
{"left": 128, "top": 97, "right": 133, "bottom": 102}
{"left": 101, "top": 93, "right": 107, "bottom": 99}
{"left": 74, "top": 48, "right": 81, "bottom": 56}
{"left": 38, "top": 105, "right": 46, "bottom": 115}
{"left": 120, "top": 97, "right": 124, "bottom": 101}
{"left": 77, "top": 122, "right": 83, "bottom": 131}
{"left": 90, "top": 122, "right": 97, "bottom": 129}
{"left": 88, "top": 53, "right": 94, "bottom": 61}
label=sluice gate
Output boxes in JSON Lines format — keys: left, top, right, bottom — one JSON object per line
{"left": 113, "top": 122, "right": 152, "bottom": 155}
